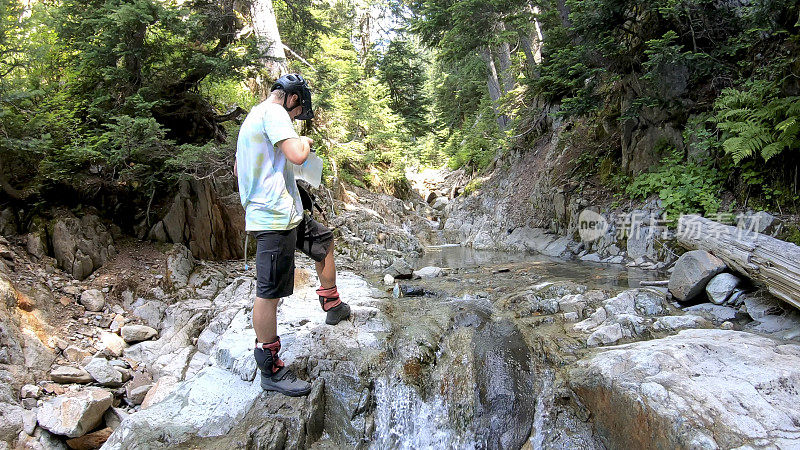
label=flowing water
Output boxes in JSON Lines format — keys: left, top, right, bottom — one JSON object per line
{"left": 367, "top": 246, "right": 665, "bottom": 449}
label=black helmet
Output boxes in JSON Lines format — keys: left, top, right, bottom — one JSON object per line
{"left": 271, "top": 73, "right": 314, "bottom": 120}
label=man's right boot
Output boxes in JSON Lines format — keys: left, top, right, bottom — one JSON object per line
{"left": 254, "top": 337, "right": 311, "bottom": 397}
{"left": 317, "top": 286, "right": 351, "bottom": 325}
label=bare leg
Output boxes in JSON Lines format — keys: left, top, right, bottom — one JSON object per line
{"left": 315, "top": 239, "right": 336, "bottom": 289}
{"left": 253, "top": 297, "right": 280, "bottom": 343}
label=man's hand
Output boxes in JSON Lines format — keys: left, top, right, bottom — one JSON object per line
{"left": 277, "top": 136, "right": 312, "bottom": 165}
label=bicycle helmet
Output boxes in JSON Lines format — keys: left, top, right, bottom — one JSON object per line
{"left": 271, "top": 74, "right": 314, "bottom": 120}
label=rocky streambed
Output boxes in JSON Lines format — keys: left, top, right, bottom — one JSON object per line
{"left": 2, "top": 234, "right": 800, "bottom": 449}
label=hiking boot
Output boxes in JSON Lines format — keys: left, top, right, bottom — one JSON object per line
{"left": 325, "top": 301, "right": 351, "bottom": 325}
{"left": 317, "top": 285, "right": 350, "bottom": 325}
{"left": 254, "top": 336, "right": 310, "bottom": 396}
{"left": 260, "top": 367, "right": 311, "bottom": 397}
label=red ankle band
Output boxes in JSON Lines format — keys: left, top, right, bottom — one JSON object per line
{"left": 316, "top": 286, "right": 341, "bottom": 311}
{"left": 256, "top": 337, "right": 285, "bottom": 373}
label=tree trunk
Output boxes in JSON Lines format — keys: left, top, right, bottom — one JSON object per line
{"left": 520, "top": 5, "right": 544, "bottom": 77}
{"left": 479, "top": 47, "right": 509, "bottom": 130}
{"left": 495, "top": 24, "right": 515, "bottom": 94}
{"left": 251, "top": 0, "right": 287, "bottom": 79}
{"left": 676, "top": 215, "right": 800, "bottom": 310}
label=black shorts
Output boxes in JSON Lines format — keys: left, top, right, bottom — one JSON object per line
{"left": 254, "top": 215, "right": 333, "bottom": 299}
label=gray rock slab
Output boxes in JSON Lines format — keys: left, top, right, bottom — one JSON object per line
{"left": 571, "top": 329, "right": 800, "bottom": 449}
{"left": 102, "top": 367, "right": 261, "bottom": 449}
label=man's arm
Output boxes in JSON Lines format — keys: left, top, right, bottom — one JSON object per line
{"left": 276, "top": 136, "right": 313, "bottom": 165}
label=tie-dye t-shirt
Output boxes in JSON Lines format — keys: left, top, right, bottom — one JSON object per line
{"left": 236, "top": 101, "right": 303, "bottom": 231}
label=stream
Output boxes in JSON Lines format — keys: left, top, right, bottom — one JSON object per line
{"left": 365, "top": 245, "right": 666, "bottom": 449}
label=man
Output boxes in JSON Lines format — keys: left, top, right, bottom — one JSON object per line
{"left": 236, "top": 73, "right": 350, "bottom": 397}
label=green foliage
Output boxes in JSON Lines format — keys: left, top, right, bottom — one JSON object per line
{"left": 377, "top": 38, "right": 432, "bottom": 137}
{"left": 463, "top": 178, "right": 483, "bottom": 196}
{"left": 1, "top": 0, "right": 256, "bottom": 207}
{"left": 626, "top": 149, "right": 724, "bottom": 219}
{"left": 444, "top": 99, "right": 504, "bottom": 171}
{"left": 713, "top": 80, "right": 800, "bottom": 163}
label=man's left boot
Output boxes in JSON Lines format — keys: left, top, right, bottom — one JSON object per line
{"left": 317, "top": 285, "right": 350, "bottom": 325}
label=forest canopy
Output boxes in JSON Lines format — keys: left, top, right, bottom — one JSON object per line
{"left": 1, "top": 0, "right": 799, "bottom": 229}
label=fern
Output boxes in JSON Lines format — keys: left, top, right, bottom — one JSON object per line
{"left": 713, "top": 80, "right": 800, "bottom": 163}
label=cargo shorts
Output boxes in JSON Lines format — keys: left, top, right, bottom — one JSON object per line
{"left": 254, "top": 214, "right": 333, "bottom": 299}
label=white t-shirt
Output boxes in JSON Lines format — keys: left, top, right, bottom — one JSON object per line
{"left": 236, "top": 102, "right": 303, "bottom": 231}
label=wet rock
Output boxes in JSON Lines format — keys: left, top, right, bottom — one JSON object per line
{"left": 504, "top": 227, "right": 570, "bottom": 257}
{"left": 579, "top": 253, "right": 602, "bottom": 262}
{"left": 37, "top": 387, "right": 113, "bottom": 438}
{"left": 571, "top": 329, "right": 800, "bottom": 449}
{"left": 668, "top": 250, "right": 726, "bottom": 302}
{"left": 413, "top": 266, "right": 443, "bottom": 278}
{"left": 79, "top": 289, "right": 105, "bottom": 312}
{"left": 705, "top": 273, "right": 741, "bottom": 304}
{"left": 305, "top": 379, "right": 325, "bottom": 443}
{"left": 165, "top": 244, "right": 195, "bottom": 290}
{"left": 65, "top": 427, "right": 113, "bottom": 450}
{"left": 120, "top": 325, "right": 158, "bottom": 344}
{"left": 50, "top": 366, "right": 93, "bottom": 384}
{"left": 392, "top": 284, "right": 429, "bottom": 298}
{"left": 84, "top": 358, "right": 123, "bottom": 387}
{"left": 385, "top": 258, "right": 413, "bottom": 279}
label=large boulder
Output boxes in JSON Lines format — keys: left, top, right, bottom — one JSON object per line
{"left": 570, "top": 329, "right": 800, "bottom": 449}
{"left": 147, "top": 179, "right": 245, "bottom": 260}
{"left": 102, "top": 367, "right": 260, "bottom": 448}
{"left": 668, "top": 250, "right": 727, "bottom": 302}
{"left": 37, "top": 387, "right": 113, "bottom": 438}
{"left": 52, "top": 213, "right": 115, "bottom": 280}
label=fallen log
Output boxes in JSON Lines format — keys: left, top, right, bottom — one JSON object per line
{"left": 676, "top": 214, "right": 800, "bottom": 310}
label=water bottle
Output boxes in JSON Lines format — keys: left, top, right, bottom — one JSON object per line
{"left": 294, "top": 151, "right": 323, "bottom": 188}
